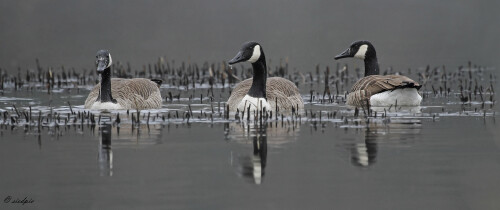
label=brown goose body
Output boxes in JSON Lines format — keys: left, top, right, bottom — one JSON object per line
{"left": 227, "top": 77, "right": 304, "bottom": 113}
{"left": 227, "top": 42, "right": 304, "bottom": 116}
{"left": 335, "top": 41, "right": 422, "bottom": 107}
{"left": 85, "top": 78, "right": 162, "bottom": 110}
{"left": 347, "top": 75, "right": 421, "bottom": 107}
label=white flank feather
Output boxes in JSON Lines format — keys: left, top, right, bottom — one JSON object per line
{"left": 90, "top": 102, "right": 123, "bottom": 110}
{"left": 369, "top": 88, "right": 422, "bottom": 106}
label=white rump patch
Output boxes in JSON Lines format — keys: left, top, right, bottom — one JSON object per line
{"left": 369, "top": 88, "right": 422, "bottom": 107}
{"left": 247, "top": 45, "right": 261, "bottom": 63}
{"left": 90, "top": 101, "right": 123, "bottom": 110}
{"left": 354, "top": 44, "right": 368, "bottom": 59}
{"left": 237, "top": 94, "right": 271, "bottom": 116}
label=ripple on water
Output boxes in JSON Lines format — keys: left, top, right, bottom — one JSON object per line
{"left": 0, "top": 97, "right": 33, "bottom": 101}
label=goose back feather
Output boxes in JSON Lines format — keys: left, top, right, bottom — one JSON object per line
{"left": 347, "top": 75, "right": 421, "bottom": 107}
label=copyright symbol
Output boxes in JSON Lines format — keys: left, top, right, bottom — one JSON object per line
{"left": 4, "top": 196, "right": 11, "bottom": 203}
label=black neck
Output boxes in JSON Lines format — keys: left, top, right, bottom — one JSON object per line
{"left": 247, "top": 54, "right": 267, "bottom": 98}
{"left": 97, "top": 67, "right": 116, "bottom": 103}
{"left": 364, "top": 49, "right": 380, "bottom": 76}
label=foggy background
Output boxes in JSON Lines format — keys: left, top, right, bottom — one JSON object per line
{"left": 1, "top": 0, "right": 499, "bottom": 73}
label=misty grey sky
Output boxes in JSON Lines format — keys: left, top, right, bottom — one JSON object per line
{"left": 1, "top": 0, "right": 499, "bottom": 73}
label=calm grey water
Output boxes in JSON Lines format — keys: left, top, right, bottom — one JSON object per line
{"left": 1, "top": 1, "right": 500, "bottom": 209}
{"left": 1, "top": 114, "right": 500, "bottom": 209}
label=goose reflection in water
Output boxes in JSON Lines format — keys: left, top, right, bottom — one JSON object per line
{"left": 240, "top": 126, "right": 267, "bottom": 185}
{"left": 351, "top": 128, "right": 377, "bottom": 167}
{"left": 95, "top": 114, "right": 163, "bottom": 176}
{"left": 98, "top": 124, "right": 113, "bottom": 176}
{"left": 225, "top": 121, "right": 299, "bottom": 185}
{"left": 344, "top": 115, "right": 422, "bottom": 168}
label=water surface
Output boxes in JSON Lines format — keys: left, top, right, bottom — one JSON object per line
{"left": 1, "top": 64, "right": 499, "bottom": 209}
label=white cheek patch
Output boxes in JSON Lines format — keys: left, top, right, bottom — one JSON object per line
{"left": 107, "top": 54, "right": 113, "bottom": 68}
{"left": 247, "top": 45, "right": 261, "bottom": 63}
{"left": 354, "top": 44, "right": 368, "bottom": 59}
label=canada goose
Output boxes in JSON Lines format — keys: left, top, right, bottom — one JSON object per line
{"left": 226, "top": 42, "right": 304, "bottom": 115}
{"left": 84, "top": 50, "right": 162, "bottom": 110}
{"left": 334, "top": 41, "right": 422, "bottom": 107}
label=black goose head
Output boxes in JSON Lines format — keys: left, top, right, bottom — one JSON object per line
{"left": 228, "top": 41, "right": 264, "bottom": 65}
{"left": 334, "top": 40, "right": 376, "bottom": 61}
{"left": 96, "top": 50, "right": 112, "bottom": 74}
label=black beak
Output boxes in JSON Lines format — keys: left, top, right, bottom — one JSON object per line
{"left": 228, "top": 51, "right": 245, "bottom": 65}
{"left": 96, "top": 60, "right": 107, "bottom": 73}
{"left": 334, "top": 48, "right": 352, "bottom": 60}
